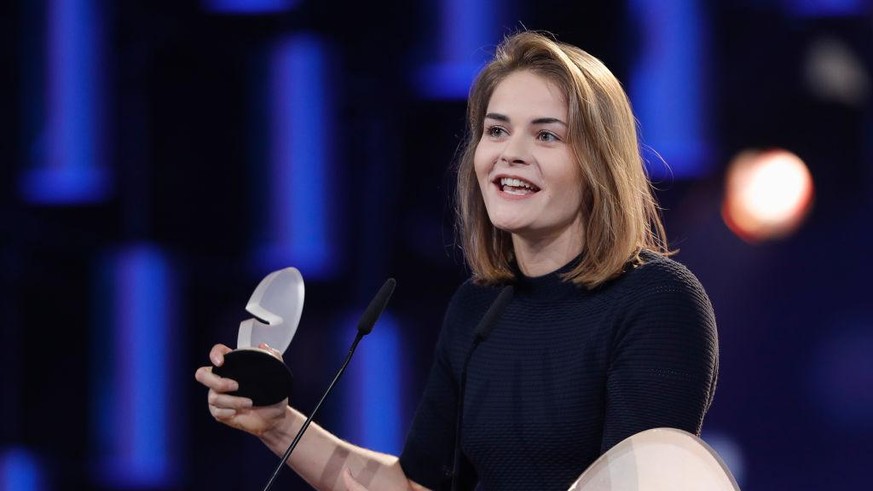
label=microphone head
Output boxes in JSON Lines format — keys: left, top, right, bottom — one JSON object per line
{"left": 357, "top": 278, "right": 397, "bottom": 335}
{"left": 474, "top": 285, "right": 514, "bottom": 341}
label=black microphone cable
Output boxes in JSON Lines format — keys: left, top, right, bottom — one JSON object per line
{"left": 450, "top": 285, "right": 514, "bottom": 491}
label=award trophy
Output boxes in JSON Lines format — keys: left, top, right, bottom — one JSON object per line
{"left": 212, "top": 267, "right": 303, "bottom": 406}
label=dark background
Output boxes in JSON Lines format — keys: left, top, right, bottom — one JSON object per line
{"left": 2, "top": 0, "right": 872, "bottom": 490}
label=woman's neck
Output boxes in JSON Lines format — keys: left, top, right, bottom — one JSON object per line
{"left": 512, "top": 231, "right": 584, "bottom": 278}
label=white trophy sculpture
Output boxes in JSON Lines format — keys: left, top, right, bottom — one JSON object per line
{"left": 212, "top": 267, "right": 304, "bottom": 406}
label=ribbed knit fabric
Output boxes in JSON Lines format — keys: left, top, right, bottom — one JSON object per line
{"left": 399, "top": 251, "right": 718, "bottom": 490}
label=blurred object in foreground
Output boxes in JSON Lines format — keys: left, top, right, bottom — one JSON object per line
{"left": 722, "top": 149, "right": 814, "bottom": 243}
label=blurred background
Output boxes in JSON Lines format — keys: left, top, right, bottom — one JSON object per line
{"left": 2, "top": 0, "right": 872, "bottom": 489}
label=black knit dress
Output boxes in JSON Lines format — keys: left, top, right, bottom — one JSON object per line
{"left": 399, "top": 252, "right": 719, "bottom": 490}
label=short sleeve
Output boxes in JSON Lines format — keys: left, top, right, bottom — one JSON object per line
{"left": 600, "top": 260, "right": 719, "bottom": 453}
{"left": 398, "top": 327, "right": 457, "bottom": 488}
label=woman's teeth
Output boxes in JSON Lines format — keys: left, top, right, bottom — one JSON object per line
{"left": 499, "top": 177, "right": 540, "bottom": 195}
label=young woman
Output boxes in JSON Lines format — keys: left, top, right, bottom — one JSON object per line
{"left": 195, "top": 31, "right": 718, "bottom": 490}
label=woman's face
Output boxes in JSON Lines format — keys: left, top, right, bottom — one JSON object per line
{"left": 474, "top": 70, "right": 584, "bottom": 246}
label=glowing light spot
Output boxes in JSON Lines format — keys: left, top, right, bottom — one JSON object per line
{"left": 805, "top": 37, "right": 869, "bottom": 106}
{"left": 722, "top": 149, "right": 814, "bottom": 242}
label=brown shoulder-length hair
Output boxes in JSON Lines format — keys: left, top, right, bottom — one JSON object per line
{"left": 456, "top": 31, "right": 670, "bottom": 289}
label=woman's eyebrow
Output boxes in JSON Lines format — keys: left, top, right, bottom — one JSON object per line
{"left": 484, "top": 113, "right": 567, "bottom": 127}
{"left": 531, "top": 117, "right": 567, "bottom": 126}
{"left": 484, "top": 112, "right": 509, "bottom": 122}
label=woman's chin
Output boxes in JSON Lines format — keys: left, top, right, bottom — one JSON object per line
{"left": 490, "top": 220, "right": 529, "bottom": 236}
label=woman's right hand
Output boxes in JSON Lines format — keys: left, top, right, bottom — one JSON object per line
{"left": 194, "top": 343, "right": 289, "bottom": 437}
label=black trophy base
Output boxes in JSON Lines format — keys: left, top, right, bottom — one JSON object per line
{"left": 212, "top": 349, "right": 293, "bottom": 407}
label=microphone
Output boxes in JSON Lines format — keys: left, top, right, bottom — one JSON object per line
{"left": 450, "top": 285, "right": 514, "bottom": 491}
{"left": 261, "top": 278, "right": 397, "bottom": 491}
{"left": 357, "top": 278, "right": 396, "bottom": 334}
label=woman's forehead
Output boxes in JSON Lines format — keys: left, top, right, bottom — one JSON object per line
{"left": 485, "top": 71, "right": 568, "bottom": 120}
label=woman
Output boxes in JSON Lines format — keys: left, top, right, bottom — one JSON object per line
{"left": 196, "top": 31, "right": 718, "bottom": 490}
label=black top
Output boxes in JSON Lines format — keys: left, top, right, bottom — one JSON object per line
{"left": 399, "top": 252, "right": 719, "bottom": 490}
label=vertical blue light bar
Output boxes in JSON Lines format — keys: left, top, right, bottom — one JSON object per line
{"left": 20, "top": 0, "right": 110, "bottom": 204}
{"left": 629, "top": 0, "right": 710, "bottom": 179}
{"left": 255, "top": 34, "right": 338, "bottom": 279}
{"left": 415, "top": 0, "right": 499, "bottom": 99}
{"left": 92, "top": 245, "right": 178, "bottom": 488}
{"left": 203, "top": 0, "right": 298, "bottom": 14}
{"left": 0, "top": 449, "right": 44, "bottom": 491}
{"left": 785, "top": 0, "right": 867, "bottom": 16}
{"left": 443, "top": 0, "right": 490, "bottom": 67}
{"left": 343, "top": 313, "right": 403, "bottom": 454}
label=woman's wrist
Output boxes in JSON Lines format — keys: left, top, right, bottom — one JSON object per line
{"left": 258, "top": 405, "right": 298, "bottom": 451}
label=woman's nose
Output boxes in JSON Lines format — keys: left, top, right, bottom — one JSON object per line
{"left": 499, "top": 134, "right": 530, "bottom": 165}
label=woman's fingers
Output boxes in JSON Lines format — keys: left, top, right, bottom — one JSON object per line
{"left": 207, "top": 389, "right": 253, "bottom": 410}
{"left": 209, "top": 343, "right": 233, "bottom": 366}
{"left": 258, "top": 343, "right": 283, "bottom": 361}
{"left": 209, "top": 406, "right": 238, "bottom": 421}
{"left": 194, "top": 365, "right": 239, "bottom": 392}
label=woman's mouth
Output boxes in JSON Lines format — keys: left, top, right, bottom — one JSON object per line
{"left": 496, "top": 176, "right": 541, "bottom": 196}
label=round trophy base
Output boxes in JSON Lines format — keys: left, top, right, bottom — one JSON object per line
{"left": 212, "top": 349, "right": 293, "bottom": 407}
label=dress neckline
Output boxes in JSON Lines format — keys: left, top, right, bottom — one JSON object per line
{"left": 512, "top": 254, "right": 584, "bottom": 300}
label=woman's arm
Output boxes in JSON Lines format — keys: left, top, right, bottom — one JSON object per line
{"left": 195, "top": 343, "right": 430, "bottom": 491}
{"left": 600, "top": 260, "right": 719, "bottom": 453}
{"left": 257, "top": 405, "right": 427, "bottom": 490}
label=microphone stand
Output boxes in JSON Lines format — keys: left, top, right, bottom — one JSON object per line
{"left": 261, "top": 332, "right": 365, "bottom": 491}
{"left": 260, "top": 278, "right": 396, "bottom": 491}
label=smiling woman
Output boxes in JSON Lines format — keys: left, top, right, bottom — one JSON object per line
{"left": 196, "top": 31, "right": 718, "bottom": 491}
{"left": 396, "top": 32, "right": 717, "bottom": 490}
{"left": 473, "top": 70, "right": 584, "bottom": 277}
{"left": 457, "top": 32, "right": 668, "bottom": 288}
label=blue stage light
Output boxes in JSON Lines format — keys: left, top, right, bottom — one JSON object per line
{"left": 20, "top": 167, "right": 110, "bottom": 204}
{"left": 253, "top": 34, "right": 339, "bottom": 280}
{"left": 415, "top": 62, "right": 485, "bottom": 100}
{"left": 415, "top": 0, "right": 500, "bottom": 99}
{"left": 92, "top": 245, "right": 179, "bottom": 488}
{"left": 0, "top": 448, "right": 44, "bottom": 491}
{"left": 786, "top": 0, "right": 867, "bottom": 17}
{"left": 629, "top": 0, "right": 711, "bottom": 179}
{"left": 21, "top": 0, "right": 110, "bottom": 204}
{"left": 203, "top": 0, "right": 297, "bottom": 14}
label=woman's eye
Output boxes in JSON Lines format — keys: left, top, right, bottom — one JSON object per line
{"left": 538, "top": 131, "right": 560, "bottom": 142}
{"left": 486, "top": 126, "right": 507, "bottom": 138}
